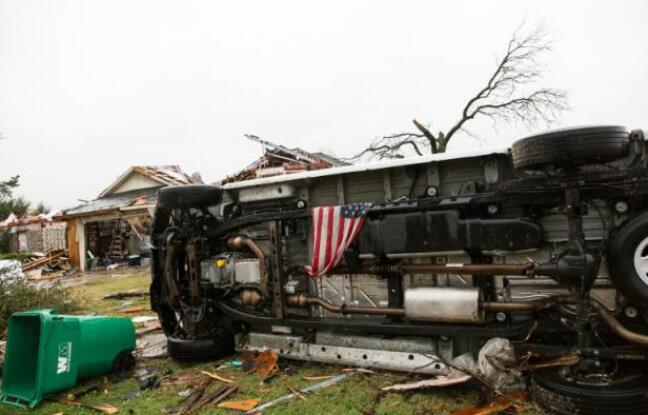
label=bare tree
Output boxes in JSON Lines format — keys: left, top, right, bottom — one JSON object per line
{"left": 30, "top": 201, "right": 51, "bottom": 216}
{"left": 351, "top": 23, "right": 568, "bottom": 160}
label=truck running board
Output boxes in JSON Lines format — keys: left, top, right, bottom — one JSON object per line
{"left": 235, "top": 332, "right": 451, "bottom": 375}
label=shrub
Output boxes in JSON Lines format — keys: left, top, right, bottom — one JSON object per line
{"left": 0, "top": 280, "right": 80, "bottom": 334}
{"left": 0, "top": 252, "right": 31, "bottom": 261}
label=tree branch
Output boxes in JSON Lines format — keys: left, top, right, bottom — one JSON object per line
{"left": 351, "top": 21, "right": 568, "bottom": 160}
{"left": 412, "top": 119, "right": 437, "bottom": 153}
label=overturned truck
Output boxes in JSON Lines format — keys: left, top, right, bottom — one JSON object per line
{"left": 151, "top": 126, "right": 648, "bottom": 414}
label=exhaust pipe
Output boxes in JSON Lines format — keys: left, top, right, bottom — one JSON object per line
{"left": 286, "top": 294, "right": 405, "bottom": 316}
{"left": 590, "top": 300, "right": 648, "bottom": 347}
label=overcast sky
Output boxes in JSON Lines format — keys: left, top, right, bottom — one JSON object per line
{"left": 1, "top": 0, "right": 647, "bottom": 211}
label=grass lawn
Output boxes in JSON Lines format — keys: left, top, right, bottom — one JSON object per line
{"left": 1, "top": 270, "right": 540, "bottom": 415}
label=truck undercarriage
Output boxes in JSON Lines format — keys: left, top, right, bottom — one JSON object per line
{"left": 150, "top": 126, "right": 648, "bottom": 414}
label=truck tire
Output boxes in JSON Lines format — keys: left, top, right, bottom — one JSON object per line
{"left": 607, "top": 212, "right": 648, "bottom": 307}
{"left": 167, "top": 335, "right": 233, "bottom": 362}
{"left": 511, "top": 126, "right": 630, "bottom": 170}
{"left": 157, "top": 185, "right": 223, "bottom": 209}
{"left": 530, "top": 366, "right": 648, "bottom": 415}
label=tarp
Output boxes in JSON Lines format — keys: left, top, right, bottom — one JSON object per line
{"left": 0, "top": 260, "right": 25, "bottom": 283}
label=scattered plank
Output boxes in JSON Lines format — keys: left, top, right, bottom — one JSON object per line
{"left": 22, "top": 250, "right": 65, "bottom": 272}
{"left": 218, "top": 398, "right": 261, "bottom": 412}
{"left": 54, "top": 398, "right": 118, "bottom": 414}
{"left": 247, "top": 373, "right": 355, "bottom": 413}
{"left": 201, "top": 370, "right": 234, "bottom": 383}
{"left": 381, "top": 374, "right": 473, "bottom": 392}
{"left": 302, "top": 375, "right": 335, "bottom": 381}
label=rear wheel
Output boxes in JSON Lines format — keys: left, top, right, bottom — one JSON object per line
{"left": 511, "top": 125, "right": 630, "bottom": 170}
{"left": 530, "top": 366, "right": 648, "bottom": 415}
{"left": 607, "top": 212, "right": 648, "bottom": 307}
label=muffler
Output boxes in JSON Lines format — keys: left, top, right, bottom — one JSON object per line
{"left": 404, "top": 287, "right": 484, "bottom": 323}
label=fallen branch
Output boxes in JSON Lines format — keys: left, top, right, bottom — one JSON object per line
{"left": 103, "top": 291, "right": 149, "bottom": 300}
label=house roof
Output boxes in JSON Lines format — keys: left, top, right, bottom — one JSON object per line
{"left": 58, "top": 164, "right": 197, "bottom": 220}
{"left": 98, "top": 165, "right": 195, "bottom": 198}
{"left": 57, "top": 188, "right": 159, "bottom": 219}
{"left": 0, "top": 212, "right": 63, "bottom": 231}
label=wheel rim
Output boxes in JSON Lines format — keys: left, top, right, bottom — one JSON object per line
{"left": 633, "top": 236, "right": 648, "bottom": 286}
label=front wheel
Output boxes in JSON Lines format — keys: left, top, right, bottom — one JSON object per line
{"left": 530, "top": 366, "right": 648, "bottom": 415}
{"left": 156, "top": 302, "right": 234, "bottom": 362}
{"left": 167, "top": 335, "right": 233, "bottom": 362}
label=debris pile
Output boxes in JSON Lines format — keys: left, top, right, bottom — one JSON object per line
{"left": 0, "top": 313, "right": 575, "bottom": 414}
{"left": 222, "top": 135, "right": 348, "bottom": 184}
{"left": 0, "top": 250, "right": 75, "bottom": 283}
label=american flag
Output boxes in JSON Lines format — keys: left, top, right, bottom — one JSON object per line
{"left": 305, "top": 203, "right": 372, "bottom": 277}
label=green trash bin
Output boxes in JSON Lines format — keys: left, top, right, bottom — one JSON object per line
{"left": 1, "top": 309, "right": 136, "bottom": 409}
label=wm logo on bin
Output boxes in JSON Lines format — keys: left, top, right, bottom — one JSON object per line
{"left": 56, "top": 341, "right": 72, "bottom": 374}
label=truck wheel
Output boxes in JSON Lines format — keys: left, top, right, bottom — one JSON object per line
{"left": 511, "top": 126, "right": 629, "bottom": 170}
{"left": 530, "top": 366, "right": 648, "bottom": 415}
{"left": 157, "top": 184, "right": 223, "bottom": 209}
{"left": 607, "top": 212, "right": 648, "bottom": 307}
{"left": 167, "top": 335, "right": 233, "bottom": 362}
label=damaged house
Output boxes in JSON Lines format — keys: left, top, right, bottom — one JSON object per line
{"left": 221, "top": 135, "right": 348, "bottom": 184}
{"left": 57, "top": 165, "right": 199, "bottom": 271}
{"left": 0, "top": 213, "right": 67, "bottom": 253}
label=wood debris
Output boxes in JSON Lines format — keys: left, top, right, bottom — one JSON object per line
{"left": 161, "top": 370, "right": 204, "bottom": 387}
{"left": 200, "top": 370, "right": 234, "bottom": 383}
{"left": 217, "top": 398, "right": 261, "bottom": 412}
{"left": 135, "top": 319, "right": 162, "bottom": 336}
{"left": 136, "top": 332, "right": 167, "bottom": 359}
{"left": 247, "top": 373, "right": 355, "bottom": 414}
{"left": 381, "top": 374, "right": 473, "bottom": 392}
{"left": 22, "top": 250, "right": 65, "bottom": 272}
{"left": 285, "top": 384, "right": 307, "bottom": 401}
{"left": 240, "top": 350, "right": 279, "bottom": 378}
{"left": 302, "top": 375, "right": 335, "bottom": 381}
{"left": 180, "top": 385, "right": 239, "bottom": 415}
{"left": 448, "top": 392, "right": 528, "bottom": 415}
{"left": 54, "top": 398, "right": 119, "bottom": 414}
{"left": 175, "top": 379, "right": 210, "bottom": 415}
{"left": 103, "top": 291, "right": 149, "bottom": 300}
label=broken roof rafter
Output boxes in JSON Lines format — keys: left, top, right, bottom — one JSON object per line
{"left": 222, "top": 135, "right": 348, "bottom": 184}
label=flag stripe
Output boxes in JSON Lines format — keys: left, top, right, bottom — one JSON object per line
{"left": 307, "top": 203, "right": 371, "bottom": 277}
{"left": 310, "top": 207, "right": 323, "bottom": 273}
